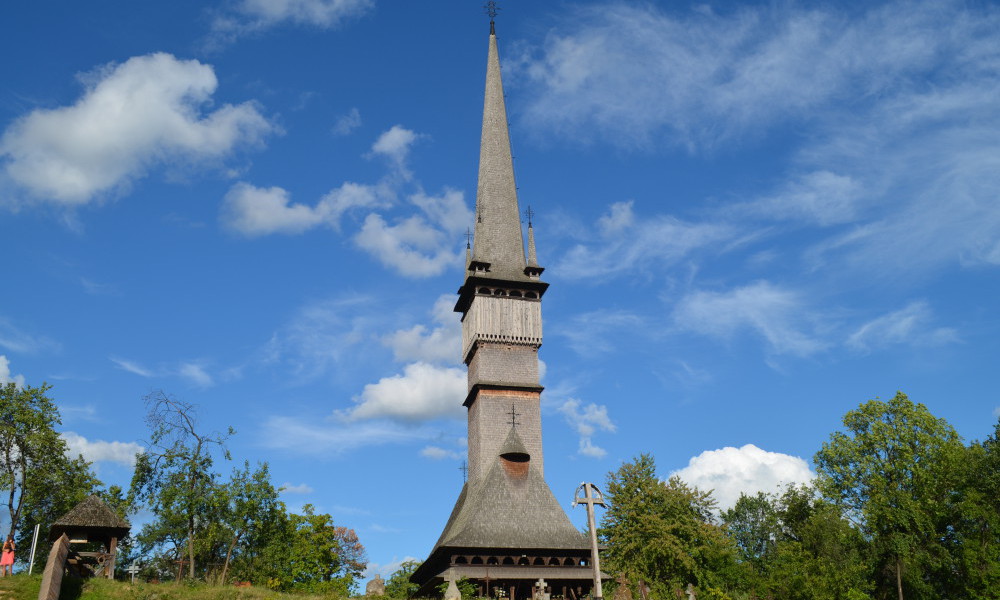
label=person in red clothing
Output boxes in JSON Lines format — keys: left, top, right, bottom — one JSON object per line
{"left": 0, "top": 535, "right": 14, "bottom": 577}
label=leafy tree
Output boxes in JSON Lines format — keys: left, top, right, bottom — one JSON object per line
{"left": 722, "top": 491, "right": 779, "bottom": 577}
{"left": 814, "top": 392, "right": 964, "bottom": 600}
{"left": 271, "top": 504, "right": 367, "bottom": 594}
{"left": 218, "top": 461, "right": 281, "bottom": 584}
{"left": 949, "top": 418, "right": 1000, "bottom": 597}
{"left": 0, "top": 382, "right": 102, "bottom": 570}
{"left": 384, "top": 559, "right": 421, "bottom": 598}
{"left": 600, "top": 454, "right": 738, "bottom": 597}
{"left": 129, "top": 391, "right": 232, "bottom": 579}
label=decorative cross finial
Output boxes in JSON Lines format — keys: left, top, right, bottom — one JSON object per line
{"left": 524, "top": 206, "right": 534, "bottom": 227}
{"left": 507, "top": 403, "right": 520, "bottom": 429}
{"left": 485, "top": 1, "right": 500, "bottom": 21}
{"left": 464, "top": 227, "right": 473, "bottom": 249}
{"left": 459, "top": 460, "right": 468, "bottom": 482}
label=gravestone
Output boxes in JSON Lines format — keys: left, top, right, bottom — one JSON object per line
{"left": 612, "top": 574, "right": 633, "bottom": 600}
{"left": 366, "top": 574, "right": 385, "bottom": 596}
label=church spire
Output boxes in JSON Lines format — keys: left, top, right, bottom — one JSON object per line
{"left": 469, "top": 19, "right": 529, "bottom": 282}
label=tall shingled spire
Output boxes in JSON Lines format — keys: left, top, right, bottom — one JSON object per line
{"left": 469, "top": 20, "right": 529, "bottom": 282}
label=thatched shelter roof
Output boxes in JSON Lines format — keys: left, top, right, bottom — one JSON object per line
{"left": 48, "top": 495, "right": 130, "bottom": 543}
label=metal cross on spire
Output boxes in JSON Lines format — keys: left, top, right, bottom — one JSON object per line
{"left": 464, "top": 227, "right": 473, "bottom": 249}
{"left": 484, "top": 1, "right": 500, "bottom": 21}
{"left": 507, "top": 403, "right": 520, "bottom": 429}
{"left": 524, "top": 206, "right": 534, "bottom": 227}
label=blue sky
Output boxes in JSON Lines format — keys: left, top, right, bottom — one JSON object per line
{"left": 3, "top": 0, "right": 1000, "bottom": 578}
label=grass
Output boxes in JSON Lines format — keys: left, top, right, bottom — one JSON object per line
{"left": 0, "top": 575, "right": 352, "bottom": 600}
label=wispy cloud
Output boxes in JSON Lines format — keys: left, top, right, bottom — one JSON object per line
{"left": 280, "top": 482, "right": 314, "bottom": 494}
{"left": 673, "top": 281, "right": 827, "bottom": 357}
{"left": 555, "top": 201, "right": 736, "bottom": 280}
{"left": 111, "top": 357, "right": 156, "bottom": 378}
{"left": 261, "top": 416, "right": 433, "bottom": 455}
{"left": 0, "top": 318, "right": 59, "bottom": 354}
{"left": 846, "top": 301, "right": 959, "bottom": 353}
{"left": 210, "top": 0, "right": 373, "bottom": 44}
{"left": 332, "top": 107, "right": 362, "bottom": 136}
{"left": 420, "top": 445, "right": 461, "bottom": 460}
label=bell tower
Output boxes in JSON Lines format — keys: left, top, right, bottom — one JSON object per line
{"left": 411, "top": 14, "right": 594, "bottom": 599}
{"left": 455, "top": 17, "right": 549, "bottom": 484}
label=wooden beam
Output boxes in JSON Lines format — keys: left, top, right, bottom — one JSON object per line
{"left": 38, "top": 534, "right": 70, "bottom": 600}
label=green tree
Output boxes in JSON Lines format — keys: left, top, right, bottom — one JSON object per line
{"left": 129, "top": 391, "right": 232, "bottom": 579}
{"left": 600, "top": 454, "right": 738, "bottom": 597}
{"left": 722, "top": 491, "right": 779, "bottom": 576}
{"left": 384, "top": 559, "right": 421, "bottom": 598}
{"left": 218, "top": 461, "right": 281, "bottom": 584}
{"left": 273, "top": 504, "right": 367, "bottom": 594}
{"left": 814, "top": 392, "right": 963, "bottom": 600}
{"left": 949, "top": 418, "right": 1000, "bottom": 597}
{"left": 0, "top": 382, "right": 103, "bottom": 570}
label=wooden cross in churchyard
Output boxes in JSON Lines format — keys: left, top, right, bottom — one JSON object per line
{"left": 574, "top": 483, "right": 607, "bottom": 600}
{"left": 125, "top": 563, "right": 140, "bottom": 584}
{"left": 174, "top": 559, "right": 189, "bottom": 582}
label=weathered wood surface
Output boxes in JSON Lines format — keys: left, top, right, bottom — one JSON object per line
{"left": 38, "top": 533, "right": 69, "bottom": 600}
{"left": 107, "top": 536, "right": 118, "bottom": 579}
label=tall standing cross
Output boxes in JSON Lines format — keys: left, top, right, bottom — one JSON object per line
{"left": 574, "top": 483, "right": 608, "bottom": 600}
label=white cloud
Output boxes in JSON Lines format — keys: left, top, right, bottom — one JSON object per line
{"left": 420, "top": 446, "right": 461, "bottom": 460}
{"left": 179, "top": 363, "right": 214, "bottom": 388}
{"left": 671, "top": 444, "right": 815, "bottom": 510}
{"left": 280, "top": 482, "right": 314, "bottom": 494}
{"left": 354, "top": 213, "right": 459, "bottom": 278}
{"left": 674, "top": 281, "right": 826, "bottom": 357}
{"left": 847, "top": 301, "right": 959, "bottom": 353}
{"left": 556, "top": 201, "right": 736, "bottom": 280}
{"left": 383, "top": 295, "right": 461, "bottom": 364}
{"left": 61, "top": 432, "right": 143, "bottom": 467}
{"left": 212, "top": 0, "right": 373, "bottom": 41}
{"left": 558, "top": 398, "right": 616, "bottom": 459}
{"left": 370, "top": 125, "right": 420, "bottom": 177}
{"left": 332, "top": 107, "right": 362, "bottom": 136}
{"left": 222, "top": 183, "right": 325, "bottom": 235}
{"left": 339, "top": 362, "right": 466, "bottom": 422}
{"left": 0, "top": 356, "right": 25, "bottom": 388}
{"left": 262, "top": 416, "right": 432, "bottom": 455}
{"left": 1, "top": 53, "right": 273, "bottom": 205}
{"left": 222, "top": 181, "right": 386, "bottom": 236}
